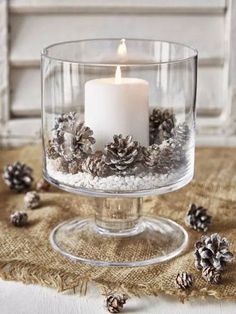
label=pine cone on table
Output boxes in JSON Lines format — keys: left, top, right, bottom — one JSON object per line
{"left": 3, "top": 162, "right": 33, "bottom": 192}
{"left": 106, "top": 294, "right": 128, "bottom": 313}
{"left": 175, "top": 272, "right": 193, "bottom": 290}
{"left": 185, "top": 203, "right": 211, "bottom": 232}
{"left": 82, "top": 151, "right": 108, "bottom": 177}
{"left": 24, "top": 191, "right": 40, "bottom": 209}
{"left": 149, "top": 108, "right": 175, "bottom": 144}
{"left": 194, "top": 233, "right": 234, "bottom": 271}
{"left": 202, "top": 266, "right": 221, "bottom": 284}
{"left": 103, "top": 135, "right": 141, "bottom": 176}
{"left": 10, "top": 211, "right": 28, "bottom": 227}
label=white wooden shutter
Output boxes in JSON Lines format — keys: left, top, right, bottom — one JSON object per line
{"left": 1, "top": 0, "right": 236, "bottom": 146}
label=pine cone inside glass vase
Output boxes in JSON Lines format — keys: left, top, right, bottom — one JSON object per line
{"left": 143, "top": 141, "right": 181, "bottom": 174}
{"left": 48, "top": 112, "right": 95, "bottom": 166}
{"left": 185, "top": 203, "right": 211, "bottom": 232}
{"left": 103, "top": 135, "right": 141, "bottom": 176}
{"left": 82, "top": 151, "right": 108, "bottom": 177}
{"left": 171, "top": 122, "right": 190, "bottom": 147}
{"left": 194, "top": 233, "right": 234, "bottom": 271}
{"left": 3, "top": 162, "right": 33, "bottom": 192}
{"left": 149, "top": 108, "right": 176, "bottom": 144}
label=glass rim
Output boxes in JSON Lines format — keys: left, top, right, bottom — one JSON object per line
{"left": 41, "top": 38, "right": 198, "bottom": 66}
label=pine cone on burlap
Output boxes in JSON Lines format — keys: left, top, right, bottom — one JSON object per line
{"left": 3, "top": 162, "right": 33, "bottom": 192}
{"left": 10, "top": 211, "right": 28, "bottom": 227}
{"left": 106, "top": 294, "right": 128, "bottom": 313}
{"left": 194, "top": 233, "right": 234, "bottom": 271}
{"left": 24, "top": 191, "right": 40, "bottom": 209}
{"left": 82, "top": 151, "right": 108, "bottom": 177}
{"left": 149, "top": 108, "right": 175, "bottom": 144}
{"left": 103, "top": 135, "right": 141, "bottom": 175}
{"left": 175, "top": 272, "right": 193, "bottom": 290}
{"left": 202, "top": 266, "right": 221, "bottom": 284}
{"left": 48, "top": 112, "right": 95, "bottom": 164}
{"left": 36, "top": 178, "right": 50, "bottom": 192}
{"left": 185, "top": 203, "right": 211, "bottom": 232}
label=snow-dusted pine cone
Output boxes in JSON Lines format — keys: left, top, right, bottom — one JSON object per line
{"left": 53, "top": 112, "right": 77, "bottom": 133}
{"left": 104, "top": 135, "right": 141, "bottom": 175}
{"left": 24, "top": 191, "right": 40, "bottom": 209}
{"left": 82, "top": 152, "right": 108, "bottom": 177}
{"left": 171, "top": 122, "right": 190, "bottom": 147}
{"left": 48, "top": 112, "right": 95, "bottom": 163}
{"left": 202, "top": 266, "right": 221, "bottom": 284}
{"left": 194, "top": 233, "right": 234, "bottom": 271}
{"left": 3, "top": 162, "right": 33, "bottom": 192}
{"left": 142, "top": 144, "right": 171, "bottom": 174}
{"left": 149, "top": 108, "right": 175, "bottom": 144}
{"left": 175, "top": 272, "right": 193, "bottom": 290}
{"left": 185, "top": 203, "right": 211, "bottom": 232}
{"left": 10, "top": 211, "right": 28, "bottom": 227}
{"left": 106, "top": 294, "right": 128, "bottom": 313}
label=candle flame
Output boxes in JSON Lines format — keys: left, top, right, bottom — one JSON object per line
{"left": 117, "top": 38, "right": 127, "bottom": 57}
{"left": 115, "top": 65, "right": 122, "bottom": 83}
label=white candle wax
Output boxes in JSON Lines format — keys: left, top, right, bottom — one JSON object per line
{"left": 84, "top": 77, "right": 149, "bottom": 150}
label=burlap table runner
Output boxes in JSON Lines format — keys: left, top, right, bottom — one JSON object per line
{"left": 0, "top": 145, "right": 235, "bottom": 300}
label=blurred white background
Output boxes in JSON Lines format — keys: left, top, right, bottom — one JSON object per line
{"left": 0, "top": 0, "right": 236, "bottom": 146}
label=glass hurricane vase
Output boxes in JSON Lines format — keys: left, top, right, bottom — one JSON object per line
{"left": 41, "top": 39, "right": 197, "bottom": 266}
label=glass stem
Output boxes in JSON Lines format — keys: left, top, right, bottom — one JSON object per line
{"left": 95, "top": 197, "right": 142, "bottom": 234}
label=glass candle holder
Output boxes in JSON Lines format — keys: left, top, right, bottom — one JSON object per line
{"left": 41, "top": 39, "right": 197, "bottom": 266}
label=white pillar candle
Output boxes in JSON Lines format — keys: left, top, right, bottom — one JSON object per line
{"left": 84, "top": 74, "right": 149, "bottom": 150}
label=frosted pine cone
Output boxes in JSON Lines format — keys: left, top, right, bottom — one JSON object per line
{"left": 10, "top": 211, "right": 28, "bottom": 227}
{"left": 149, "top": 108, "right": 175, "bottom": 144}
{"left": 68, "top": 160, "right": 80, "bottom": 174}
{"left": 202, "top": 266, "right": 221, "bottom": 284}
{"left": 175, "top": 272, "right": 193, "bottom": 290}
{"left": 106, "top": 294, "right": 128, "bottom": 313}
{"left": 194, "top": 233, "right": 234, "bottom": 271}
{"left": 70, "top": 123, "right": 95, "bottom": 158}
{"left": 24, "top": 191, "right": 40, "bottom": 209}
{"left": 143, "top": 144, "right": 172, "bottom": 174}
{"left": 171, "top": 122, "right": 190, "bottom": 147}
{"left": 48, "top": 112, "right": 95, "bottom": 163}
{"left": 185, "top": 203, "right": 211, "bottom": 232}
{"left": 53, "top": 112, "right": 77, "bottom": 133}
{"left": 3, "top": 162, "right": 33, "bottom": 192}
{"left": 83, "top": 152, "right": 108, "bottom": 177}
{"left": 104, "top": 135, "right": 141, "bottom": 175}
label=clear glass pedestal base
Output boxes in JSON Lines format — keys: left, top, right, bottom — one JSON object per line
{"left": 49, "top": 216, "right": 188, "bottom": 267}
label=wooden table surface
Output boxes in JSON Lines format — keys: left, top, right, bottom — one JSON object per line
{"left": 0, "top": 281, "right": 235, "bottom": 314}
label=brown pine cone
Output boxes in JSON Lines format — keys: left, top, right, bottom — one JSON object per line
{"left": 175, "top": 272, "right": 193, "bottom": 290}
{"left": 24, "top": 191, "right": 40, "bottom": 209}
{"left": 106, "top": 294, "right": 128, "bottom": 313}
{"left": 202, "top": 266, "right": 221, "bottom": 284}
{"left": 10, "top": 211, "right": 28, "bottom": 227}
{"left": 185, "top": 203, "right": 211, "bottom": 232}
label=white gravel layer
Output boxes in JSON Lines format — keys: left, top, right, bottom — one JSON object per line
{"left": 46, "top": 161, "right": 182, "bottom": 191}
